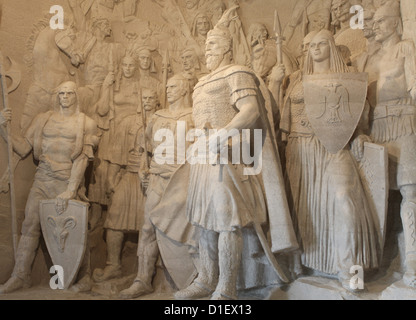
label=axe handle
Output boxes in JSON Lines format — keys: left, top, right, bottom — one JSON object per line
{"left": 0, "top": 55, "right": 18, "bottom": 258}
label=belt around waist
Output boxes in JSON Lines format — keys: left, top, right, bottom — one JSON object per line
{"left": 372, "top": 104, "right": 416, "bottom": 120}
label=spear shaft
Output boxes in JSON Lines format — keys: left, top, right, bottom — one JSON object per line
{"left": 0, "top": 52, "right": 18, "bottom": 258}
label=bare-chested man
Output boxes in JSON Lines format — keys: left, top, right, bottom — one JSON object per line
{"left": 0, "top": 81, "right": 99, "bottom": 294}
{"left": 370, "top": 2, "right": 416, "bottom": 288}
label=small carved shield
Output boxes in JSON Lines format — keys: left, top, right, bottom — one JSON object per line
{"left": 303, "top": 73, "right": 368, "bottom": 153}
{"left": 40, "top": 200, "right": 88, "bottom": 289}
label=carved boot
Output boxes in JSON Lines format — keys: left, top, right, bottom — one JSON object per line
{"left": 211, "top": 231, "right": 242, "bottom": 300}
{"left": 93, "top": 230, "right": 123, "bottom": 283}
{"left": 175, "top": 230, "right": 218, "bottom": 300}
{"left": 119, "top": 243, "right": 158, "bottom": 299}
{"left": 401, "top": 201, "right": 416, "bottom": 288}
{"left": 0, "top": 235, "right": 39, "bottom": 294}
{"left": 119, "top": 279, "right": 153, "bottom": 299}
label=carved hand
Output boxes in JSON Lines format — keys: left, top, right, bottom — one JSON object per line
{"left": 268, "top": 64, "right": 286, "bottom": 84}
{"left": 70, "top": 52, "right": 85, "bottom": 67}
{"left": 104, "top": 72, "right": 116, "bottom": 88}
{"left": 55, "top": 189, "right": 76, "bottom": 215}
{"left": 0, "top": 168, "right": 10, "bottom": 193}
{"left": 351, "top": 134, "right": 372, "bottom": 161}
{"left": 0, "top": 108, "right": 12, "bottom": 125}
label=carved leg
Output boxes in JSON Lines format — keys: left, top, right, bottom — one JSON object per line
{"left": 400, "top": 185, "right": 416, "bottom": 288}
{"left": 174, "top": 229, "right": 218, "bottom": 300}
{"left": 92, "top": 229, "right": 123, "bottom": 283}
{"left": 0, "top": 185, "right": 45, "bottom": 294}
{"left": 211, "top": 230, "right": 243, "bottom": 300}
{"left": 0, "top": 235, "right": 39, "bottom": 294}
{"left": 119, "top": 218, "right": 157, "bottom": 299}
{"left": 70, "top": 241, "right": 92, "bottom": 293}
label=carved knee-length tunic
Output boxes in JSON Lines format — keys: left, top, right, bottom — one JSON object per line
{"left": 186, "top": 65, "right": 267, "bottom": 232}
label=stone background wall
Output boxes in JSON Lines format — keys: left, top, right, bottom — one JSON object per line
{"left": 0, "top": 0, "right": 408, "bottom": 295}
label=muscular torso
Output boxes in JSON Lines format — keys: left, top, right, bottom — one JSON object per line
{"left": 39, "top": 114, "right": 78, "bottom": 170}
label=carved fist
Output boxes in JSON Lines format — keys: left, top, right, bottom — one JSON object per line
{"left": 71, "top": 52, "right": 84, "bottom": 67}
{"left": 104, "top": 72, "right": 116, "bottom": 88}
{"left": 0, "top": 108, "right": 12, "bottom": 125}
{"left": 351, "top": 134, "right": 372, "bottom": 161}
{"left": 269, "top": 64, "right": 286, "bottom": 84}
{"left": 55, "top": 189, "right": 76, "bottom": 215}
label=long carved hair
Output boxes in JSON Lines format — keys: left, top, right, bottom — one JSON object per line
{"left": 303, "top": 29, "right": 349, "bottom": 75}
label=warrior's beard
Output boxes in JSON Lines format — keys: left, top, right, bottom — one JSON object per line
{"left": 206, "top": 54, "right": 224, "bottom": 72}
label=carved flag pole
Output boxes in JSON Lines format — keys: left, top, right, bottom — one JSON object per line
{"left": 0, "top": 52, "right": 20, "bottom": 259}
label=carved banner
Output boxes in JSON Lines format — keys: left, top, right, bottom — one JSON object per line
{"left": 303, "top": 73, "right": 368, "bottom": 153}
{"left": 40, "top": 200, "right": 88, "bottom": 289}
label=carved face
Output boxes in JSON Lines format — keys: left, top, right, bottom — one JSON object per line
{"left": 205, "top": 36, "right": 228, "bottom": 71}
{"left": 181, "top": 50, "right": 197, "bottom": 71}
{"left": 96, "top": 19, "right": 112, "bottom": 37}
{"left": 58, "top": 82, "right": 77, "bottom": 109}
{"left": 142, "top": 89, "right": 158, "bottom": 111}
{"left": 363, "top": 15, "right": 375, "bottom": 39}
{"left": 253, "top": 25, "right": 268, "bottom": 45}
{"left": 138, "top": 51, "right": 152, "bottom": 70}
{"left": 196, "top": 16, "right": 211, "bottom": 36}
{"left": 185, "top": 0, "right": 199, "bottom": 10}
{"left": 166, "top": 79, "right": 185, "bottom": 105}
{"left": 122, "top": 57, "right": 137, "bottom": 78}
{"left": 309, "top": 35, "right": 330, "bottom": 63}
{"left": 373, "top": 14, "right": 398, "bottom": 42}
{"left": 310, "top": 13, "right": 328, "bottom": 31}
{"left": 332, "top": 0, "right": 350, "bottom": 23}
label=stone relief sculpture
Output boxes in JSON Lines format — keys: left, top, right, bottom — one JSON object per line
{"left": 369, "top": 1, "right": 416, "bottom": 288}
{"left": 120, "top": 74, "right": 197, "bottom": 298}
{"left": 174, "top": 25, "right": 297, "bottom": 300}
{"left": 331, "top": 0, "right": 367, "bottom": 64}
{"left": 179, "top": 46, "right": 208, "bottom": 91}
{"left": 247, "top": 22, "right": 298, "bottom": 84}
{"left": 1, "top": 0, "right": 416, "bottom": 301}
{"left": 283, "top": 0, "right": 333, "bottom": 55}
{"left": 80, "top": 0, "right": 139, "bottom": 22}
{"left": 93, "top": 86, "right": 158, "bottom": 282}
{"left": 276, "top": 30, "right": 379, "bottom": 291}
{"left": 0, "top": 81, "right": 99, "bottom": 294}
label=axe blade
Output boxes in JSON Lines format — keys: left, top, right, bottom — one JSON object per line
{"left": 5, "top": 56, "right": 21, "bottom": 94}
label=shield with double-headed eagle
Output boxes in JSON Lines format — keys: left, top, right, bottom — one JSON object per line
{"left": 303, "top": 72, "right": 368, "bottom": 153}
{"left": 40, "top": 200, "right": 88, "bottom": 289}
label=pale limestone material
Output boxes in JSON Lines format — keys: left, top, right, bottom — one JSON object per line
{"left": 173, "top": 25, "right": 297, "bottom": 300}
{"left": 119, "top": 74, "right": 197, "bottom": 299}
{"left": 0, "top": 81, "right": 99, "bottom": 294}
{"left": 40, "top": 200, "right": 89, "bottom": 289}
{"left": 369, "top": 1, "right": 416, "bottom": 289}
{"left": 1, "top": 0, "right": 416, "bottom": 300}
{"left": 278, "top": 30, "right": 379, "bottom": 291}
